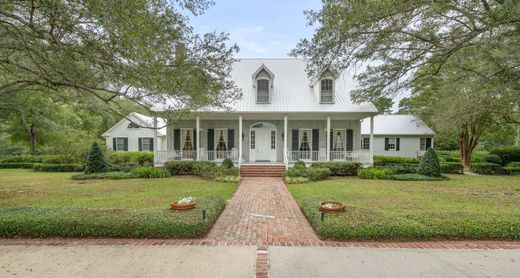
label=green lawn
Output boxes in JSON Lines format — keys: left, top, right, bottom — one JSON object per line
{"left": 0, "top": 169, "right": 237, "bottom": 209}
{"left": 0, "top": 169, "right": 239, "bottom": 238}
{"left": 288, "top": 174, "right": 520, "bottom": 240}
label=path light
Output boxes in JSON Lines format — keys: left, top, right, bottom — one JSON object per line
{"left": 320, "top": 211, "right": 325, "bottom": 222}
{"left": 202, "top": 209, "right": 207, "bottom": 221}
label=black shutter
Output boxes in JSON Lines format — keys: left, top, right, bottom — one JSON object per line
{"left": 329, "top": 130, "right": 334, "bottom": 159}
{"left": 174, "top": 129, "right": 180, "bottom": 151}
{"left": 292, "top": 129, "right": 299, "bottom": 151}
{"left": 112, "top": 138, "right": 116, "bottom": 151}
{"left": 138, "top": 138, "right": 142, "bottom": 151}
{"left": 207, "top": 129, "right": 214, "bottom": 150}
{"left": 396, "top": 138, "right": 400, "bottom": 151}
{"left": 228, "top": 129, "right": 235, "bottom": 149}
{"left": 385, "top": 138, "right": 389, "bottom": 151}
{"left": 346, "top": 129, "right": 353, "bottom": 151}
{"left": 426, "top": 138, "right": 432, "bottom": 150}
{"left": 124, "top": 138, "right": 128, "bottom": 151}
{"left": 193, "top": 129, "right": 197, "bottom": 160}
{"left": 150, "top": 138, "right": 154, "bottom": 151}
{"left": 312, "top": 129, "right": 319, "bottom": 161}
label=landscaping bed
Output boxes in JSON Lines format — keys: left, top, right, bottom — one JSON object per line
{"left": 0, "top": 169, "right": 238, "bottom": 238}
{"left": 289, "top": 175, "right": 520, "bottom": 240}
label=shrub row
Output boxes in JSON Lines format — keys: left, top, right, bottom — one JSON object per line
{"left": 33, "top": 164, "right": 84, "bottom": 172}
{"left": 164, "top": 161, "right": 240, "bottom": 180}
{"left": 470, "top": 163, "right": 507, "bottom": 175}
{"left": 440, "top": 162, "right": 464, "bottom": 174}
{"left": 0, "top": 196, "right": 226, "bottom": 238}
{"left": 0, "top": 155, "right": 80, "bottom": 164}
{"left": 131, "top": 167, "right": 170, "bottom": 178}
{"left": 106, "top": 152, "right": 154, "bottom": 166}
{"left": 71, "top": 172, "right": 138, "bottom": 180}
{"left": 490, "top": 146, "right": 520, "bottom": 166}
{"left": 373, "top": 156, "right": 419, "bottom": 165}
{"left": 310, "top": 162, "right": 361, "bottom": 176}
{"left": 357, "top": 167, "right": 393, "bottom": 179}
{"left": 299, "top": 195, "right": 520, "bottom": 240}
{"left": 384, "top": 174, "right": 447, "bottom": 181}
{"left": 436, "top": 150, "right": 488, "bottom": 163}
{"left": 285, "top": 167, "right": 331, "bottom": 181}
{"left": 0, "top": 163, "right": 35, "bottom": 169}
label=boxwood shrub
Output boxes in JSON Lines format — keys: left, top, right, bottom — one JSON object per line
{"left": 490, "top": 146, "right": 520, "bottom": 166}
{"left": 357, "top": 167, "right": 393, "bottom": 179}
{"left": 0, "top": 163, "right": 35, "bottom": 169}
{"left": 131, "top": 166, "right": 170, "bottom": 178}
{"left": 33, "top": 164, "right": 84, "bottom": 172}
{"left": 106, "top": 152, "right": 154, "bottom": 166}
{"left": 285, "top": 167, "right": 331, "bottom": 180}
{"left": 481, "top": 154, "right": 502, "bottom": 165}
{"left": 0, "top": 196, "right": 226, "bottom": 238}
{"left": 373, "top": 156, "right": 419, "bottom": 165}
{"left": 417, "top": 148, "right": 441, "bottom": 177}
{"left": 310, "top": 162, "right": 361, "bottom": 176}
{"left": 381, "top": 163, "right": 418, "bottom": 174}
{"left": 440, "top": 162, "right": 464, "bottom": 174}
{"left": 470, "top": 163, "right": 505, "bottom": 175}
{"left": 164, "top": 160, "right": 239, "bottom": 180}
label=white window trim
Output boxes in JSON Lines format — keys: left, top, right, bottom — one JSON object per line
{"left": 320, "top": 79, "right": 335, "bottom": 104}
{"left": 420, "top": 137, "right": 427, "bottom": 151}
{"left": 140, "top": 137, "right": 153, "bottom": 152}
{"left": 298, "top": 129, "right": 312, "bottom": 152}
{"left": 387, "top": 137, "right": 397, "bottom": 151}
{"left": 361, "top": 137, "right": 370, "bottom": 150}
{"left": 115, "top": 137, "right": 126, "bottom": 151}
{"left": 256, "top": 78, "right": 271, "bottom": 104}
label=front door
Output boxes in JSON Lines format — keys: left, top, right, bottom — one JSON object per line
{"left": 249, "top": 123, "right": 277, "bottom": 162}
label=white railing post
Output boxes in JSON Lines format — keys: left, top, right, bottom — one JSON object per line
{"left": 326, "top": 116, "right": 331, "bottom": 162}
{"left": 153, "top": 116, "right": 158, "bottom": 165}
{"left": 196, "top": 116, "right": 200, "bottom": 161}
{"left": 369, "top": 116, "right": 374, "bottom": 164}
{"left": 238, "top": 115, "right": 242, "bottom": 167}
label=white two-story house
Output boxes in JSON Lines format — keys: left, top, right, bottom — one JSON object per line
{"left": 151, "top": 58, "right": 378, "bottom": 167}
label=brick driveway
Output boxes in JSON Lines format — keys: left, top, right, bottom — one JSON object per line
{"left": 206, "top": 177, "right": 317, "bottom": 244}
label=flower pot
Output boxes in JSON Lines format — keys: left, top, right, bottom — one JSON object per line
{"left": 319, "top": 201, "right": 345, "bottom": 212}
{"left": 170, "top": 202, "right": 196, "bottom": 210}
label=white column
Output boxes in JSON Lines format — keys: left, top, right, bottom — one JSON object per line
{"left": 326, "top": 116, "right": 331, "bottom": 161}
{"left": 284, "top": 115, "right": 288, "bottom": 168}
{"left": 370, "top": 116, "right": 375, "bottom": 164}
{"left": 196, "top": 116, "right": 200, "bottom": 161}
{"left": 238, "top": 115, "right": 243, "bottom": 167}
{"left": 153, "top": 116, "right": 158, "bottom": 165}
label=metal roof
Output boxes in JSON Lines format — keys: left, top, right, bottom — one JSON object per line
{"left": 155, "top": 58, "right": 378, "bottom": 114}
{"left": 361, "top": 115, "right": 435, "bottom": 136}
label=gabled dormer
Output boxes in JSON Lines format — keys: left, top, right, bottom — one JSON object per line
{"left": 311, "top": 68, "right": 338, "bottom": 104}
{"left": 252, "top": 64, "right": 275, "bottom": 104}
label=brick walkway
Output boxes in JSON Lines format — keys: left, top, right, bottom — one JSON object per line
{"left": 206, "top": 177, "right": 318, "bottom": 244}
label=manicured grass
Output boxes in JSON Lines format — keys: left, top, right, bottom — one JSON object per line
{"left": 0, "top": 169, "right": 239, "bottom": 238}
{"left": 288, "top": 175, "right": 520, "bottom": 240}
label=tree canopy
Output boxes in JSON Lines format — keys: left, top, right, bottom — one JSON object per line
{"left": 0, "top": 0, "right": 239, "bottom": 117}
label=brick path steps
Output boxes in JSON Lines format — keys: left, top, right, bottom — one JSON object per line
{"left": 240, "top": 164, "right": 285, "bottom": 177}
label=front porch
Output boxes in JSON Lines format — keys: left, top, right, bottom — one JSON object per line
{"left": 153, "top": 113, "right": 376, "bottom": 167}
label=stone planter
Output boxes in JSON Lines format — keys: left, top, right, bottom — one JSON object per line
{"left": 170, "top": 202, "right": 196, "bottom": 210}
{"left": 319, "top": 201, "right": 345, "bottom": 212}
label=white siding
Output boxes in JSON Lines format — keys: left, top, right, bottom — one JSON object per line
{"left": 362, "top": 135, "right": 434, "bottom": 158}
{"left": 104, "top": 114, "right": 166, "bottom": 152}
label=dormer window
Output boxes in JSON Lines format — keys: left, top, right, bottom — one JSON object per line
{"left": 320, "top": 79, "right": 334, "bottom": 103}
{"left": 257, "top": 79, "right": 270, "bottom": 103}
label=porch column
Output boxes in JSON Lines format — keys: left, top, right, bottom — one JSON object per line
{"left": 326, "top": 116, "right": 331, "bottom": 161}
{"left": 238, "top": 115, "right": 243, "bottom": 167}
{"left": 369, "top": 116, "right": 374, "bottom": 164}
{"left": 153, "top": 116, "right": 158, "bottom": 165}
{"left": 284, "top": 115, "right": 288, "bottom": 168}
{"left": 196, "top": 116, "right": 200, "bottom": 160}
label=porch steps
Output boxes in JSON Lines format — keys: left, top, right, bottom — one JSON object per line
{"left": 240, "top": 164, "right": 286, "bottom": 177}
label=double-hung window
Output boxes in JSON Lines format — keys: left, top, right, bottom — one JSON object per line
{"left": 181, "top": 129, "right": 194, "bottom": 159}
{"left": 115, "top": 137, "right": 127, "bottom": 151}
{"left": 299, "top": 129, "right": 312, "bottom": 160}
{"left": 257, "top": 79, "right": 270, "bottom": 103}
{"left": 420, "top": 138, "right": 427, "bottom": 151}
{"left": 388, "top": 137, "right": 396, "bottom": 151}
{"left": 361, "top": 138, "right": 370, "bottom": 150}
{"left": 141, "top": 137, "right": 153, "bottom": 151}
{"left": 320, "top": 79, "right": 334, "bottom": 103}
{"left": 333, "top": 129, "right": 346, "bottom": 151}
{"left": 215, "top": 128, "right": 228, "bottom": 159}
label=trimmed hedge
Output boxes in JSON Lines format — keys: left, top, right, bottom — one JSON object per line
{"left": 0, "top": 155, "right": 44, "bottom": 163}
{"left": 33, "top": 164, "right": 84, "bottom": 172}
{"left": 357, "top": 167, "right": 393, "bottom": 179}
{"left": 384, "top": 174, "right": 447, "bottom": 181}
{"left": 71, "top": 172, "right": 138, "bottom": 180}
{"left": 504, "top": 167, "right": 520, "bottom": 175}
{"left": 0, "top": 155, "right": 80, "bottom": 164}
{"left": 507, "top": 162, "right": 520, "bottom": 167}
{"left": 285, "top": 177, "right": 310, "bottom": 184}
{"left": 310, "top": 162, "right": 361, "bottom": 176}
{"left": 481, "top": 154, "right": 502, "bottom": 165}
{"left": 131, "top": 167, "right": 169, "bottom": 178}
{"left": 298, "top": 195, "right": 520, "bottom": 240}
{"left": 373, "top": 156, "right": 419, "bottom": 165}
{"left": 107, "top": 152, "right": 154, "bottom": 166}
{"left": 470, "top": 163, "right": 505, "bottom": 175}
{"left": 440, "top": 162, "right": 464, "bottom": 174}
{"left": 164, "top": 161, "right": 239, "bottom": 180}
{"left": 285, "top": 167, "right": 331, "bottom": 181}
{"left": 0, "top": 163, "right": 35, "bottom": 169}
{"left": 381, "top": 163, "right": 418, "bottom": 174}
{"left": 490, "top": 146, "right": 520, "bottom": 166}
{"left": 0, "top": 196, "right": 226, "bottom": 238}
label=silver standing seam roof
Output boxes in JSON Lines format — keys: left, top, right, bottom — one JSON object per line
{"left": 361, "top": 115, "right": 435, "bottom": 136}
{"left": 154, "top": 58, "right": 378, "bottom": 114}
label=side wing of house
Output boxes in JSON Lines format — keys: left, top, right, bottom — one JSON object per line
{"left": 360, "top": 135, "right": 434, "bottom": 158}
{"left": 102, "top": 113, "right": 166, "bottom": 152}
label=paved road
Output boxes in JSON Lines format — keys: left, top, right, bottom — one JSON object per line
{"left": 1, "top": 244, "right": 519, "bottom": 277}
{"left": 269, "top": 246, "right": 520, "bottom": 278}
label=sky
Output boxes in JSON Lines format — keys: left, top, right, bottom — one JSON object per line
{"left": 187, "top": 0, "right": 321, "bottom": 58}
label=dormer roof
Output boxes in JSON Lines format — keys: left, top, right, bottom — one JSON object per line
{"left": 252, "top": 64, "right": 275, "bottom": 79}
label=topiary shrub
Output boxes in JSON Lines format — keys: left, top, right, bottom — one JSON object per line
{"left": 470, "top": 163, "right": 505, "bottom": 175}
{"left": 440, "top": 162, "right": 464, "bottom": 174}
{"left": 221, "top": 158, "right": 234, "bottom": 168}
{"left": 481, "top": 154, "right": 502, "bottom": 165}
{"left": 84, "top": 142, "right": 109, "bottom": 174}
{"left": 311, "top": 162, "right": 361, "bottom": 176}
{"left": 357, "top": 167, "right": 393, "bottom": 179}
{"left": 417, "top": 148, "right": 441, "bottom": 177}
{"left": 293, "top": 160, "right": 306, "bottom": 169}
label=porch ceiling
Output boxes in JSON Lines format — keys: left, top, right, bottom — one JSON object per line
{"left": 191, "top": 111, "right": 376, "bottom": 121}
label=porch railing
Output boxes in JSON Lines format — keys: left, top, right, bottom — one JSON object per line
{"left": 287, "top": 150, "right": 371, "bottom": 163}
{"left": 156, "top": 150, "right": 238, "bottom": 163}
